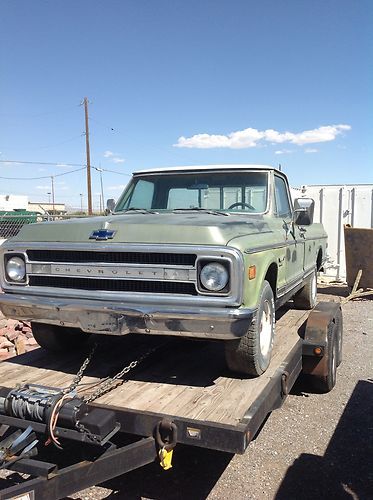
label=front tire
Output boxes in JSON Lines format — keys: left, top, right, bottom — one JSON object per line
{"left": 31, "top": 322, "right": 90, "bottom": 353}
{"left": 225, "top": 280, "right": 275, "bottom": 376}
{"left": 293, "top": 267, "right": 317, "bottom": 310}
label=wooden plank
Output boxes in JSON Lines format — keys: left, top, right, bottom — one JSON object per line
{"left": 0, "top": 306, "right": 310, "bottom": 427}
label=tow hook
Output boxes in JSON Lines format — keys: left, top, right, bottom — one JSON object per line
{"left": 154, "top": 418, "right": 178, "bottom": 470}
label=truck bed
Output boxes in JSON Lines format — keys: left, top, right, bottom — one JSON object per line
{"left": 0, "top": 306, "right": 310, "bottom": 453}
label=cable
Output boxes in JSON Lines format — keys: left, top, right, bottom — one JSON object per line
{"left": 89, "top": 116, "right": 115, "bottom": 132}
{"left": 94, "top": 166, "right": 131, "bottom": 177}
{"left": 0, "top": 167, "right": 86, "bottom": 181}
{"left": 8, "top": 135, "right": 85, "bottom": 152}
{"left": 0, "top": 160, "right": 86, "bottom": 168}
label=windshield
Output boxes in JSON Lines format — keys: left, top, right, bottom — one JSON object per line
{"left": 114, "top": 171, "right": 269, "bottom": 214}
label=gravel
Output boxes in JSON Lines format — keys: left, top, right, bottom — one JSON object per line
{"left": 1, "top": 287, "right": 372, "bottom": 499}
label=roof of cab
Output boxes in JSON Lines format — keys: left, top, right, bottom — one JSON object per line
{"left": 133, "top": 164, "right": 282, "bottom": 175}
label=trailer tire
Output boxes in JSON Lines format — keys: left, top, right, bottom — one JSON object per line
{"left": 225, "top": 280, "right": 275, "bottom": 376}
{"left": 31, "top": 322, "right": 90, "bottom": 353}
{"left": 335, "top": 307, "right": 343, "bottom": 366}
{"left": 293, "top": 266, "right": 317, "bottom": 310}
{"left": 312, "top": 317, "right": 338, "bottom": 393}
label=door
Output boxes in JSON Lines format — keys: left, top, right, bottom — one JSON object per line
{"left": 274, "top": 175, "right": 305, "bottom": 289}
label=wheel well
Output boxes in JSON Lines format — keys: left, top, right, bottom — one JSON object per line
{"left": 317, "top": 249, "right": 323, "bottom": 270}
{"left": 265, "top": 263, "right": 278, "bottom": 298}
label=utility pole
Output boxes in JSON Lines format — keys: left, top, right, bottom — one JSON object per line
{"left": 97, "top": 166, "right": 105, "bottom": 214}
{"left": 51, "top": 176, "right": 55, "bottom": 214}
{"left": 83, "top": 97, "right": 93, "bottom": 215}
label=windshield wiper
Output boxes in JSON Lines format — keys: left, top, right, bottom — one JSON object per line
{"left": 115, "top": 207, "right": 159, "bottom": 214}
{"left": 172, "top": 208, "right": 229, "bottom": 216}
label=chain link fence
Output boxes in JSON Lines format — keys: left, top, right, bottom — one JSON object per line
{"left": 0, "top": 213, "right": 91, "bottom": 240}
{"left": 0, "top": 213, "right": 42, "bottom": 239}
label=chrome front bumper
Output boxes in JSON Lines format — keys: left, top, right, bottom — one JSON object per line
{"left": 0, "top": 293, "right": 255, "bottom": 340}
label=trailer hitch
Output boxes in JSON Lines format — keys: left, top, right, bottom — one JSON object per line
{"left": 155, "top": 419, "right": 178, "bottom": 470}
{"left": 0, "top": 425, "right": 38, "bottom": 470}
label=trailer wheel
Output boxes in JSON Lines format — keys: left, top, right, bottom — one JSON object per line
{"left": 312, "top": 318, "right": 338, "bottom": 393}
{"left": 31, "top": 322, "right": 90, "bottom": 353}
{"left": 335, "top": 307, "right": 343, "bottom": 366}
{"left": 225, "top": 280, "right": 275, "bottom": 376}
{"left": 293, "top": 266, "right": 317, "bottom": 310}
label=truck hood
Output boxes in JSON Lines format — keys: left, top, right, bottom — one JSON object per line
{"left": 11, "top": 213, "right": 272, "bottom": 247}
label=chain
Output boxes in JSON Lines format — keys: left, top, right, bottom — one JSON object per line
{"left": 60, "top": 339, "right": 163, "bottom": 404}
{"left": 82, "top": 344, "right": 161, "bottom": 404}
{"left": 62, "top": 342, "right": 98, "bottom": 395}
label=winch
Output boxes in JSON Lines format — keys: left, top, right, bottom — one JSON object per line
{"left": 0, "top": 383, "right": 120, "bottom": 469}
{"left": 0, "top": 341, "right": 160, "bottom": 471}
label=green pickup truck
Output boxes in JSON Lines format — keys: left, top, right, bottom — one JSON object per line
{"left": 0, "top": 165, "right": 327, "bottom": 376}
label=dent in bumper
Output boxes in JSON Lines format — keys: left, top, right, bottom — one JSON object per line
{"left": 0, "top": 294, "right": 255, "bottom": 340}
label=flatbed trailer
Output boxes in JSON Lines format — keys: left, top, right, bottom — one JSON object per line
{"left": 0, "top": 301, "right": 342, "bottom": 500}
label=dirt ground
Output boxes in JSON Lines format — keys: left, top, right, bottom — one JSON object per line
{"left": 1, "top": 285, "right": 372, "bottom": 499}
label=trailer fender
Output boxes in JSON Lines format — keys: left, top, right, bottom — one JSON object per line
{"left": 301, "top": 301, "right": 342, "bottom": 378}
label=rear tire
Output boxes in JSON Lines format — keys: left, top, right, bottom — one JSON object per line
{"left": 335, "top": 307, "right": 343, "bottom": 366}
{"left": 225, "top": 280, "right": 275, "bottom": 376}
{"left": 31, "top": 322, "right": 90, "bottom": 353}
{"left": 293, "top": 267, "right": 317, "bottom": 310}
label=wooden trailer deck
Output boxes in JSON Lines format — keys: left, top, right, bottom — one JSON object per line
{"left": 0, "top": 307, "right": 310, "bottom": 428}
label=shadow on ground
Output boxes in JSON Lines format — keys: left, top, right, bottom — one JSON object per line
{"left": 78, "top": 445, "right": 233, "bottom": 500}
{"left": 318, "top": 284, "right": 349, "bottom": 298}
{"left": 275, "top": 379, "right": 373, "bottom": 500}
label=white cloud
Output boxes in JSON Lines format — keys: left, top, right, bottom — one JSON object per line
{"left": 305, "top": 148, "right": 318, "bottom": 153}
{"left": 36, "top": 185, "right": 50, "bottom": 190}
{"left": 107, "top": 184, "right": 127, "bottom": 191}
{"left": 174, "top": 124, "right": 351, "bottom": 149}
{"left": 275, "top": 149, "right": 293, "bottom": 155}
{"left": 103, "top": 150, "right": 125, "bottom": 163}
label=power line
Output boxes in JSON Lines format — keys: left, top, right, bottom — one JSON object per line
{"left": 4, "top": 134, "right": 85, "bottom": 152}
{"left": 0, "top": 167, "right": 86, "bottom": 181}
{"left": 94, "top": 166, "right": 131, "bottom": 177}
{"left": 89, "top": 116, "right": 116, "bottom": 132}
{"left": 0, "top": 161, "right": 131, "bottom": 179}
{"left": 0, "top": 160, "right": 86, "bottom": 168}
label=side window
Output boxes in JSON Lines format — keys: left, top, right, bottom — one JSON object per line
{"left": 274, "top": 176, "right": 292, "bottom": 218}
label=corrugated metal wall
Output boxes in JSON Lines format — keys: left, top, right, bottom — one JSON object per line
{"left": 292, "top": 185, "right": 373, "bottom": 281}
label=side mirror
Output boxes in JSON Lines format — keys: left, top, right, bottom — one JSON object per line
{"left": 106, "top": 198, "right": 116, "bottom": 214}
{"left": 294, "top": 198, "right": 315, "bottom": 226}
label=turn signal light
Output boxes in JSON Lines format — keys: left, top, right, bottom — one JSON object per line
{"left": 248, "top": 265, "right": 256, "bottom": 280}
{"left": 313, "top": 347, "right": 323, "bottom": 356}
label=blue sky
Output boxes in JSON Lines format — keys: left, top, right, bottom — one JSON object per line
{"left": 0, "top": 0, "right": 372, "bottom": 209}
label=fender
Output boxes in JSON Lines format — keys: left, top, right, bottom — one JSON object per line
{"left": 302, "top": 301, "right": 342, "bottom": 377}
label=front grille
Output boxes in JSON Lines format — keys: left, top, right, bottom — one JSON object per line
{"left": 26, "top": 250, "right": 196, "bottom": 266}
{"left": 29, "top": 275, "right": 197, "bottom": 295}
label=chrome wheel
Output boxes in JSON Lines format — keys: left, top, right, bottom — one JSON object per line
{"left": 260, "top": 300, "right": 273, "bottom": 358}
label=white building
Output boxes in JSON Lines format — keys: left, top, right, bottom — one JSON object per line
{"left": 0, "top": 194, "right": 28, "bottom": 211}
{"left": 292, "top": 184, "right": 373, "bottom": 282}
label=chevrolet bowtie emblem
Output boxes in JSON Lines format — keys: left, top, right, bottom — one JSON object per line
{"left": 89, "top": 229, "right": 117, "bottom": 241}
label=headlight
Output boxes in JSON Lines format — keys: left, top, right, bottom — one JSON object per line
{"left": 200, "top": 262, "right": 229, "bottom": 292}
{"left": 6, "top": 256, "right": 26, "bottom": 282}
